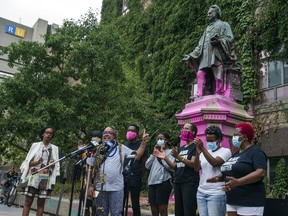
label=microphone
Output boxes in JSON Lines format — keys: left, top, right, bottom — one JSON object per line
{"left": 79, "top": 140, "right": 102, "bottom": 154}
{"left": 100, "top": 140, "right": 116, "bottom": 155}
{"left": 89, "top": 140, "right": 102, "bottom": 153}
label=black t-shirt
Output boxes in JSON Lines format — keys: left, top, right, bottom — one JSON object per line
{"left": 220, "top": 145, "right": 267, "bottom": 206}
{"left": 175, "top": 144, "right": 199, "bottom": 184}
{"left": 123, "top": 140, "right": 148, "bottom": 186}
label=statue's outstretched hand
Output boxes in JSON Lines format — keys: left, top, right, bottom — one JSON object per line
{"left": 180, "top": 54, "right": 191, "bottom": 62}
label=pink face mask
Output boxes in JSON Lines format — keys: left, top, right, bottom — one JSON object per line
{"left": 181, "top": 130, "right": 194, "bottom": 141}
{"left": 126, "top": 131, "right": 137, "bottom": 140}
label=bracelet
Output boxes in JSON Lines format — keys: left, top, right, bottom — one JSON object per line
{"left": 181, "top": 157, "right": 186, "bottom": 162}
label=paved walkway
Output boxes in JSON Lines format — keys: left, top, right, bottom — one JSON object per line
{"left": 0, "top": 203, "right": 37, "bottom": 216}
{"left": 0, "top": 202, "right": 154, "bottom": 216}
{"left": 0, "top": 197, "right": 153, "bottom": 216}
{"left": 0, "top": 194, "right": 175, "bottom": 216}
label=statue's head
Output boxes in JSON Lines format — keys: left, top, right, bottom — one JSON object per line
{"left": 208, "top": 5, "right": 221, "bottom": 20}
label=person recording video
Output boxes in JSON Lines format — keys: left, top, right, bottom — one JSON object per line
{"left": 123, "top": 124, "right": 148, "bottom": 216}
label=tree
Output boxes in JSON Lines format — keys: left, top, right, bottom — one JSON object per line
{"left": 271, "top": 158, "right": 288, "bottom": 198}
{"left": 0, "top": 10, "right": 156, "bottom": 165}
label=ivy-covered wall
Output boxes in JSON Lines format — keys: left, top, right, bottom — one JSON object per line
{"left": 101, "top": 0, "right": 256, "bottom": 119}
{"left": 101, "top": 0, "right": 288, "bottom": 151}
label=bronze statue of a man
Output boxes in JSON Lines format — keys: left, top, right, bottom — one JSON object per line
{"left": 183, "top": 5, "right": 238, "bottom": 98}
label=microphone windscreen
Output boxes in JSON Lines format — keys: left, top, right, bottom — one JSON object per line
{"left": 90, "top": 140, "right": 101, "bottom": 146}
{"left": 91, "top": 130, "right": 103, "bottom": 139}
{"left": 106, "top": 141, "right": 114, "bottom": 147}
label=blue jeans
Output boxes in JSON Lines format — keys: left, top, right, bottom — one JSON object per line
{"left": 197, "top": 190, "right": 226, "bottom": 216}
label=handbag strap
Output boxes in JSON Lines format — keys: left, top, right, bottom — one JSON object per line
{"left": 46, "top": 147, "right": 53, "bottom": 166}
{"left": 157, "top": 157, "right": 173, "bottom": 177}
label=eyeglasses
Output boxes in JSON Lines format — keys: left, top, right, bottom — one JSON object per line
{"left": 103, "top": 131, "right": 115, "bottom": 136}
{"left": 44, "top": 131, "right": 53, "bottom": 135}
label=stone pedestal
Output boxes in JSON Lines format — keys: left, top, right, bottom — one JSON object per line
{"left": 175, "top": 95, "right": 253, "bottom": 149}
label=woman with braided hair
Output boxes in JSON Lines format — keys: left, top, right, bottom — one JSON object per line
{"left": 94, "top": 126, "right": 149, "bottom": 216}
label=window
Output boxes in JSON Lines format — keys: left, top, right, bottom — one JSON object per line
{"left": 268, "top": 60, "right": 288, "bottom": 87}
{"left": 284, "top": 62, "right": 288, "bottom": 83}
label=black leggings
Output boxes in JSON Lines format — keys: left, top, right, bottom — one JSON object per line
{"left": 174, "top": 181, "right": 198, "bottom": 216}
{"left": 123, "top": 183, "right": 141, "bottom": 216}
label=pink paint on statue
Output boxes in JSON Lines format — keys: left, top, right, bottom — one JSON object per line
{"left": 175, "top": 95, "right": 254, "bottom": 153}
{"left": 224, "top": 82, "right": 232, "bottom": 99}
{"left": 196, "top": 70, "right": 206, "bottom": 97}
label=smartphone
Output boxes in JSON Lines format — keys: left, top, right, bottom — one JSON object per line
{"left": 156, "top": 145, "right": 161, "bottom": 151}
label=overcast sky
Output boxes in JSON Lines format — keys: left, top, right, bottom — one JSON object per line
{"left": 0, "top": 0, "right": 103, "bottom": 27}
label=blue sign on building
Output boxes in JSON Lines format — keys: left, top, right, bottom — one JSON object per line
{"left": 5, "top": 25, "right": 16, "bottom": 35}
{"left": 5, "top": 24, "right": 25, "bottom": 38}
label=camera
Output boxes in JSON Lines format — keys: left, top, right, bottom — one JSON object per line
{"left": 122, "top": 151, "right": 136, "bottom": 177}
{"left": 122, "top": 164, "right": 131, "bottom": 177}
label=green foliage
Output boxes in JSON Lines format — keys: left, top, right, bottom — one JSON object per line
{"left": 255, "top": 0, "right": 288, "bottom": 60}
{"left": 103, "top": 0, "right": 261, "bottom": 130}
{"left": 0, "top": 10, "right": 156, "bottom": 164}
{"left": 110, "top": 0, "right": 288, "bottom": 108}
{"left": 98, "top": 0, "right": 286, "bottom": 147}
{"left": 2, "top": 0, "right": 288, "bottom": 166}
{"left": 101, "top": 0, "right": 123, "bottom": 23}
{"left": 271, "top": 158, "right": 288, "bottom": 199}
{"left": 115, "top": 0, "right": 207, "bottom": 115}
{"left": 218, "top": 0, "right": 258, "bottom": 105}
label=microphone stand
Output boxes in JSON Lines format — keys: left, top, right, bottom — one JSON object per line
{"left": 55, "top": 158, "right": 69, "bottom": 216}
{"left": 69, "top": 153, "right": 93, "bottom": 216}
{"left": 77, "top": 166, "right": 86, "bottom": 216}
{"left": 81, "top": 153, "right": 93, "bottom": 216}
{"left": 69, "top": 152, "right": 93, "bottom": 216}
{"left": 31, "top": 146, "right": 91, "bottom": 176}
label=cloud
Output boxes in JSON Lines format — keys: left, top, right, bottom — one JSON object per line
{"left": 0, "top": 0, "right": 102, "bottom": 27}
